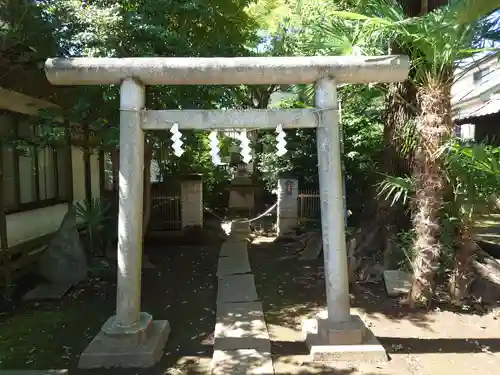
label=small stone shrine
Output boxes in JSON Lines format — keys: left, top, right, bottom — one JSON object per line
{"left": 228, "top": 164, "right": 257, "bottom": 217}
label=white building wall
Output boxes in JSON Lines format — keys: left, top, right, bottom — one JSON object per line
{"left": 6, "top": 147, "right": 100, "bottom": 248}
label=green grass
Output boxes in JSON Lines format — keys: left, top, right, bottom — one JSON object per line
{"left": 0, "top": 309, "right": 68, "bottom": 367}
{"left": 0, "top": 281, "right": 113, "bottom": 369}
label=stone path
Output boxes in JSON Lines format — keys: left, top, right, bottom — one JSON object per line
{"left": 212, "top": 222, "right": 274, "bottom": 374}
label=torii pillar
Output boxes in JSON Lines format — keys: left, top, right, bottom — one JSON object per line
{"left": 44, "top": 56, "right": 409, "bottom": 367}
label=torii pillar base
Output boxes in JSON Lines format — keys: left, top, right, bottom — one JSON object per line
{"left": 303, "top": 313, "right": 387, "bottom": 363}
{"left": 78, "top": 313, "right": 170, "bottom": 369}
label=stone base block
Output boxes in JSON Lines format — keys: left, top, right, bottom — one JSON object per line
{"left": 303, "top": 314, "right": 387, "bottom": 363}
{"left": 100, "top": 312, "right": 153, "bottom": 346}
{"left": 78, "top": 320, "right": 170, "bottom": 368}
{"left": 23, "top": 282, "right": 72, "bottom": 301}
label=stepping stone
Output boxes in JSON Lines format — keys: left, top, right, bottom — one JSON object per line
{"left": 228, "top": 233, "right": 249, "bottom": 243}
{"left": 219, "top": 241, "right": 248, "bottom": 258}
{"left": 215, "top": 302, "right": 271, "bottom": 351}
{"left": 231, "top": 222, "right": 250, "bottom": 234}
{"left": 217, "top": 274, "right": 258, "bottom": 303}
{"left": 383, "top": 270, "right": 412, "bottom": 297}
{"left": 212, "top": 349, "right": 273, "bottom": 375}
{"left": 23, "top": 283, "right": 72, "bottom": 301}
{"left": 217, "top": 254, "right": 251, "bottom": 276}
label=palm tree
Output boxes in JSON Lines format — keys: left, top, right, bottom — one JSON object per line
{"left": 443, "top": 142, "right": 500, "bottom": 302}
{"left": 311, "top": 0, "right": 500, "bottom": 305}
{"left": 378, "top": 0, "right": 449, "bottom": 255}
{"left": 378, "top": 141, "right": 500, "bottom": 303}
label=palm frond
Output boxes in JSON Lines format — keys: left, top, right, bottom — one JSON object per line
{"left": 376, "top": 174, "right": 414, "bottom": 206}
{"left": 451, "top": 0, "right": 500, "bottom": 27}
{"left": 74, "top": 197, "right": 112, "bottom": 255}
{"left": 479, "top": 11, "right": 500, "bottom": 44}
{"left": 440, "top": 139, "right": 500, "bottom": 219}
{"left": 315, "top": 0, "right": 500, "bottom": 84}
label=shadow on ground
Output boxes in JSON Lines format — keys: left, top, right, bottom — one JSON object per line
{"left": 0, "top": 222, "right": 226, "bottom": 375}
{"left": 248, "top": 237, "right": 436, "bottom": 330}
{"left": 248, "top": 234, "right": 500, "bottom": 371}
{"left": 3, "top": 217, "right": 500, "bottom": 375}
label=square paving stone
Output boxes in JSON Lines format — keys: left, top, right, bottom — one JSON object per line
{"left": 212, "top": 349, "right": 273, "bottom": 375}
{"left": 217, "top": 274, "right": 258, "bottom": 303}
{"left": 217, "top": 254, "right": 251, "bottom": 276}
{"left": 219, "top": 241, "right": 248, "bottom": 258}
{"left": 215, "top": 302, "right": 270, "bottom": 351}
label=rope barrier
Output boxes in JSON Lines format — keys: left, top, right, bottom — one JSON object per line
{"left": 203, "top": 202, "right": 278, "bottom": 224}
{"left": 205, "top": 202, "right": 351, "bottom": 226}
{"left": 232, "top": 203, "right": 277, "bottom": 224}
{"left": 203, "top": 206, "right": 227, "bottom": 221}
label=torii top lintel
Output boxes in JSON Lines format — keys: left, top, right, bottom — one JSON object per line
{"left": 44, "top": 55, "right": 410, "bottom": 86}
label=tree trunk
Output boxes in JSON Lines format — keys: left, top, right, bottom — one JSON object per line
{"left": 352, "top": 0, "right": 448, "bottom": 277}
{"left": 409, "top": 77, "right": 452, "bottom": 306}
{"left": 378, "top": 80, "right": 417, "bottom": 226}
{"left": 449, "top": 224, "right": 477, "bottom": 304}
{"left": 383, "top": 81, "right": 417, "bottom": 178}
{"left": 356, "top": 80, "right": 416, "bottom": 264}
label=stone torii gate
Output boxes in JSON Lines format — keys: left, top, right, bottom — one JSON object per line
{"left": 44, "top": 56, "right": 409, "bottom": 368}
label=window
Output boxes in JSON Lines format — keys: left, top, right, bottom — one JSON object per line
{"left": 473, "top": 67, "right": 489, "bottom": 83}
{"left": 1, "top": 112, "right": 69, "bottom": 213}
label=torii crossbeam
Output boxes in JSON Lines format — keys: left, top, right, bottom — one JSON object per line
{"left": 44, "top": 55, "right": 410, "bottom": 368}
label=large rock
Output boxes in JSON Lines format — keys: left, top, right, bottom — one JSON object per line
{"left": 38, "top": 208, "right": 88, "bottom": 286}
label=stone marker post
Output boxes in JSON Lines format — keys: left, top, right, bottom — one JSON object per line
{"left": 276, "top": 177, "right": 298, "bottom": 236}
{"left": 315, "top": 78, "right": 350, "bottom": 323}
{"left": 181, "top": 175, "right": 203, "bottom": 228}
{"left": 303, "top": 77, "right": 386, "bottom": 362}
{"left": 77, "top": 78, "right": 170, "bottom": 369}
{"left": 115, "top": 78, "right": 145, "bottom": 326}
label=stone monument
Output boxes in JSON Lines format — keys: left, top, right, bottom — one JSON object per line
{"left": 24, "top": 207, "right": 88, "bottom": 301}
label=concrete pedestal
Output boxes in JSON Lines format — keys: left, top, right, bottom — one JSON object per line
{"left": 307, "top": 78, "right": 386, "bottom": 364}
{"left": 181, "top": 177, "right": 203, "bottom": 228}
{"left": 78, "top": 78, "right": 170, "bottom": 369}
{"left": 277, "top": 177, "right": 298, "bottom": 236}
{"left": 78, "top": 313, "right": 171, "bottom": 368}
{"left": 228, "top": 176, "right": 256, "bottom": 217}
{"left": 303, "top": 314, "right": 386, "bottom": 363}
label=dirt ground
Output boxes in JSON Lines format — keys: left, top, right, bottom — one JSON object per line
{"left": 2, "top": 225, "right": 500, "bottom": 375}
{"left": 250, "top": 235, "right": 500, "bottom": 375}
{"left": 0, "top": 233, "right": 221, "bottom": 375}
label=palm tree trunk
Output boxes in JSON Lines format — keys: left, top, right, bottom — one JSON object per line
{"left": 449, "top": 224, "right": 477, "bottom": 304}
{"left": 367, "top": 81, "right": 416, "bottom": 260}
{"left": 409, "top": 76, "right": 452, "bottom": 306}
